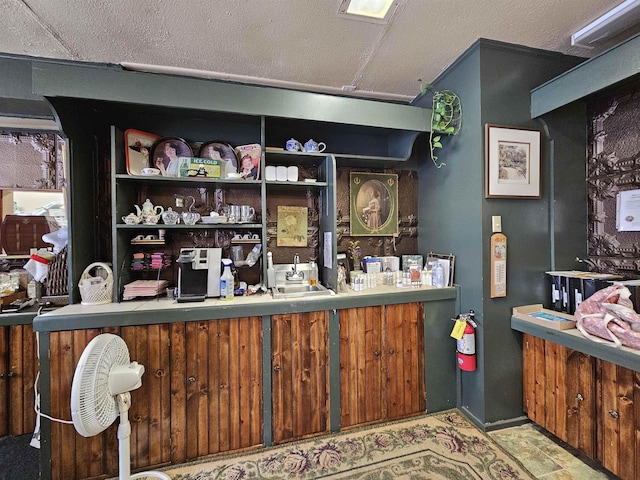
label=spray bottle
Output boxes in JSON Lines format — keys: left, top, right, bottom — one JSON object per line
{"left": 220, "top": 258, "right": 234, "bottom": 301}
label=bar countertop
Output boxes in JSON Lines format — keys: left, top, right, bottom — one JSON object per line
{"left": 512, "top": 315, "right": 640, "bottom": 372}
{"left": 34, "top": 285, "right": 458, "bottom": 332}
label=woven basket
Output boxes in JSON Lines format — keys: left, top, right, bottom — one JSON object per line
{"left": 45, "top": 245, "right": 69, "bottom": 296}
{"left": 78, "top": 262, "right": 113, "bottom": 305}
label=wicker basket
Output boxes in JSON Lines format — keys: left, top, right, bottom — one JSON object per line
{"left": 78, "top": 262, "right": 113, "bottom": 305}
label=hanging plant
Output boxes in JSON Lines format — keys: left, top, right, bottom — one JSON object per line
{"left": 420, "top": 83, "right": 462, "bottom": 168}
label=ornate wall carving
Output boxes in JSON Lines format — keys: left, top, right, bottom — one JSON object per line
{"left": 587, "top": 82, "right": 640, "bottom": 277}
{"left": 0, "top": 132, "right": 65, "bottom": 190}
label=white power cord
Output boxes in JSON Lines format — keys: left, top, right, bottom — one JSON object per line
{"left": 31, "top": 332, "right": 73, "bottom": 449}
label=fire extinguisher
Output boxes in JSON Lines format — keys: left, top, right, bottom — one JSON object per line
{"left": 456, "top": 311, "right": 477, "bottom": 372}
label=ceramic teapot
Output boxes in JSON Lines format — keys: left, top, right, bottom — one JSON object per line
{"left": 285, "top": 138, "right": 303, "bottom": 152}
{"left": 162, "top": 207, "right": 180, "bottom": 225}
{"left": 122, "top": 212, "right": 142, "bottom": 225}
{"left": 303, "top": 139, "right": 326, "bottom": 153}
{"left": 137, "top": 198, "right": 164, "bottom": 225}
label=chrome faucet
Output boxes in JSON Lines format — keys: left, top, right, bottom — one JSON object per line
{"left": 286, "top": 253, "right": 305, "bottom": 281}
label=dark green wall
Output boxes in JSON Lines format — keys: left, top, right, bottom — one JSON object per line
{"left": 415, "top": 39, "right": 586, "bottom": 427}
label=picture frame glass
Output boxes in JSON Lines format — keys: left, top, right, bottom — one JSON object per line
{"left": 486, "top": 125, "right": 541, "bottom": 198}
{"left": 350, "top": 172, "right": 398, "bottom": 236}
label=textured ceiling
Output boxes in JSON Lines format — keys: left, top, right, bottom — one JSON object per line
{"left": 0, "top": 0, "right": 635, "bottom": 102}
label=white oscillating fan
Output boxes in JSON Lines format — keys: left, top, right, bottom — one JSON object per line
{"left": 70, "top": 334, "right": 171, "bottom": 480}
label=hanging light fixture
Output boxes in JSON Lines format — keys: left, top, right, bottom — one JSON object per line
{"left": 571, "top": 0, "right": 640, "bottom": 47}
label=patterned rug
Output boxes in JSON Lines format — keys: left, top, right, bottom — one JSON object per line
{"left": 160, "top": 410, "right": 533, "bottom": 480}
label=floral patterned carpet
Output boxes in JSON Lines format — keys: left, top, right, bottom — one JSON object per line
{"left": 162, "top": 410, "right": 533, "bottom": 480}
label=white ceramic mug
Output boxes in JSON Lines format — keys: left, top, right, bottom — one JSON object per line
{"left": 240, "top": 205, "right": 255, "bottom": 222}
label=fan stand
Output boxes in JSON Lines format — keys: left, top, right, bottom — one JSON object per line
{"left": 116, "top": 393, "right": 171, "bottom": 480}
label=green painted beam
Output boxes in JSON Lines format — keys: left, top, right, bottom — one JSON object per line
{"left": 31, "top": 61, "right": 431, "bottom": 132}
{"left": 531, "top": 33, "right": 640, "bottom": 118}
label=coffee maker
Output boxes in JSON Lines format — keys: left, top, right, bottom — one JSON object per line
{"left": 177, "top": 248, "right": 222, "bottom": 302}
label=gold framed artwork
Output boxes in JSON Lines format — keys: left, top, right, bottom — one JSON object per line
{"left": 277, "top": 206, "right": 308, "bottom": 246}
{"left": 485, "top": 124, "right": 541, "bottom": 199}
{"left": 350, "top": 172, "right": 398, "bottom": 236}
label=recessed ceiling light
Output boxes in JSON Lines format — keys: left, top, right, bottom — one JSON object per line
{"left": 338, "top": 0, "right": 396, "bottom": 24}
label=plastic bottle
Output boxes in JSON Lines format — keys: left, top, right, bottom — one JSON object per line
{"left": 267, "top": 251, "right": 276, "bottom": 288}
{"left": 433, "top": 261, "right": 445, "bottom": 288}
{"left": 309, "top": 260, "right": 318, "bottom": 286}
{"left": 220, "top": 259, "right": 234, "bottom": 301}
{"left": 422, "top": 265, "right": 432, "bottom": 287}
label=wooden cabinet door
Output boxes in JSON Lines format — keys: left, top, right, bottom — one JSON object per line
{"left": 597, "top": 360, "right": 639, "bottom": 480}
{"left": 0, "top": 326, "right": 8, "bottom": 438}
{"left": 565, "top": 349, "right": 595, "bottom": 458}
{"left": 522, "top": 334, "right": 595, "bottom": 458}
{"left": 271, "top": 311, "right": 329, "bottom": 444}
{"left": 0, "top": 325, "right": 38, "bottom": 438}
{"left": 173, "top": 318, "right": 263, "bottom": 461}
{"left": 49, "top": 325, "right": 172, "bottom": 480}
{"left": 340, "top": 303, "right": 425, "bottom": 429}
{"left": 385, "top": 302, "right": 425, "bottom": 421}
{"left": 340, "top": 306, "right": 385, "bottom": 428}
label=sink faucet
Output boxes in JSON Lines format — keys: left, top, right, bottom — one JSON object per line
{"left": 286, "top": 253, "right": 305, "bottom": 281}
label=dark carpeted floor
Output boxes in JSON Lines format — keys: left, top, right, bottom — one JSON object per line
{"left": 0, "top": 434, "right": 39, "bottom": 480}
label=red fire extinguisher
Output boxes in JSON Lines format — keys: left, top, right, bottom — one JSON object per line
{"left": 456, "top": 311, "right": 477, "bottom": 372}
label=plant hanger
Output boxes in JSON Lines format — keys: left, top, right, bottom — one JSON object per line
{"left": 421, "top": 83, "right": 462, "bottom": 168}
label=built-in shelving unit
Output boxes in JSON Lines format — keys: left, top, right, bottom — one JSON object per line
{"left": 31, "top": 60, "right": 428, "bottom": 302}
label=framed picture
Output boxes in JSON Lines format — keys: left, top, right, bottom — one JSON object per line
{"left": 151, "top": 137, "right": 193, "bottom": 177}
{"left": 426, "top": 252, "right": 455, "bottom": 287}
{"left": 199, "top": 141, "right": 239, "bottom": 177}
{"left": 350, "top": 172, "right": 398, "bottom": 236}
{"left": 485, "top": 124, "right": 541, "bottom": 198}
{"left": 125, "top": 129, "right": 160, "bottom": 175}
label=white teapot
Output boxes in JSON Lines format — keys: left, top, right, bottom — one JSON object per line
{"left": 137, "top": 198, "right": 164, "bottom": 225}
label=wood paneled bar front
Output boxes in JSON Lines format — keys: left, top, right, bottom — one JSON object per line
{"left": 33, "top": 286, "right": 458, "bottom": 480}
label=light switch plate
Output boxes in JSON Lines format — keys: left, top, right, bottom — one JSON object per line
{"left": 492, "top": 215, "right": 502, "bottom": 233}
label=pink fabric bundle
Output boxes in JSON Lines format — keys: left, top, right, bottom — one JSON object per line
{"left": 575, "top": 284, "right": 640, "bottom": 349}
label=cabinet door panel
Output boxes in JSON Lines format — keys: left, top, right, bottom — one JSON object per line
{"left": 522, "top": 335, "right": 596, "bottom": 459}
{"left": 543, "top": 340, "right": 561, "bottom": 437}
{"left": 340, "top": 306, "right": 384, "bottom": 428}
{"left": 50, "top": 325, "right": 171, "bottom": 480}
{"left": 272, "top": 311, "right": 329, "bottom": 444}
{"left": 179, "top": 318, "right": 263, "bottom": 459}
{"left": 0, "top": 325, "right": 39, "bottom": 437}
{"left": 385, "top": 302, "right": 425, "bottom": 420}
{"left": 565, "top": 350, "right": 595, "bottom": 458}
{"left": 598, "top": 360, "right": 637, "bottom": 480}
{"left": 0, "top": 326, "right": 7, "bottom": 437}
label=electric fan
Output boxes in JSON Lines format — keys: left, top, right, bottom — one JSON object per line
{"left": 70, "top": 333, "right": 171, "bottom": 480}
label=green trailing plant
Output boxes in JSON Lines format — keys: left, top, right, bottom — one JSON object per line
{"left": 420, "top": 83, "right": 462, "bottom": 168}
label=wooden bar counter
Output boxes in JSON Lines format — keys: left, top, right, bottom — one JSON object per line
{"left": 33, "top": 285, "right": 458, "bottom": 480}
{"left": 512, "top": 315, "right": 640, "bottom": 480}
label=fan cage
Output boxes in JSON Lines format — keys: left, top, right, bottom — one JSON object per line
{"left": 71, "top": 334, "right": 131, "bottom": 437}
